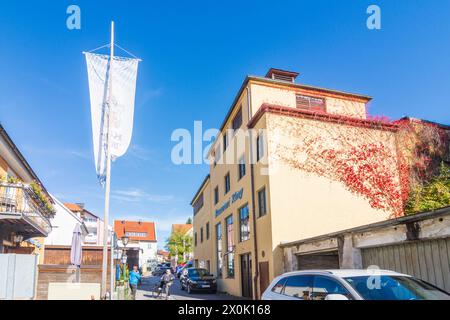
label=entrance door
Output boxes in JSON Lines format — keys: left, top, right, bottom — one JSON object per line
{"left": 240, "top": 253, "right": 253, "bottom": 299}
{"left": 259, "top": 261, "right": 270, "bottom": 294}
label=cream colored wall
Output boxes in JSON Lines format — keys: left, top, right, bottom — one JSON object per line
{"left": 326, "top": 96, "right": 366, "bottom": 119}
{"left": 193, "top": 179, "right": 214, "bottom": 271}
{"left": 249, "top": 81, "right": 367, "bottom": 119}
{"left": 264, "top": 112, "right": 400, "bottom": 277}
{"left": 251, "top": 116, "right": 276, "bottom": 285}
{"left": 208, "top": 88, "right": 260, "bottom": 297}
{"left": 193, "top": 79, "right": 382, "bottom": 297}
{"left": 250, "top": 83, "right": 296, "bottom": 115}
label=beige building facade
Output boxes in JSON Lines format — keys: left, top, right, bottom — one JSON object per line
{"left": 191, "top": 69, "right": 403, "bottom": 299}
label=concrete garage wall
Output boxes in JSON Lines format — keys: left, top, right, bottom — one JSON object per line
{"left": 281, "top": 207, "right": 450, "bottom": 292}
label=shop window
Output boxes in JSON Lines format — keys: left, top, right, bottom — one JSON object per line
{"left": 216, "top": 223, "right": 223, "bottom": 277}
{"left": 226, "top": 215, "right": 235, "bottom": 278}
{"left": 239, "top": 204, "right": 250, "bottom": 242}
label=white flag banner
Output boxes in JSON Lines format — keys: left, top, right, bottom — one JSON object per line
{"left": 84, "top": 52, "right": 139, "bottom": 185}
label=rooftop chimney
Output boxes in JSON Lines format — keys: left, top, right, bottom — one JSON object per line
{"left": 265, "top": 68, "right": 299, "bottom": 83}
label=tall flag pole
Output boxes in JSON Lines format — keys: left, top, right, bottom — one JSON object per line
{"left": 101, "top": 20, "right": 114, "bottom": 299}
{"left": 84, "top": 21, "right": 140, "bottom": 299}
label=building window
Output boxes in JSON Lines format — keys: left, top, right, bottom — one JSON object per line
{"left": 193, "top": 193, "right": 204, "bottom": 215}
{"left": 194, "top": 232, "right": 197, "bottom": 247}
{"left": 223, "top": 132, "right": 228, "bottom": 153}
{"left": 125, "top": 232, "right": 147, "bottom": 238}
{"left": 200, "top": 227, "right": 204, "bottom": 243}
{"left": 206, "top": 222, "right": 210, "bottom": 240}
{"left": 256, "top": 133, "right": 265, "bottom": 162}
{"left": 258, "top": 187, "right": 267, "bottom": 217}
{"left": 225, "top": 215, "right": 235, "bottom": 278}
{"left": 296, "top": 94, "right": 326, "bottom": 112}
{"left": 214, "top": 146, "right": 221, "bottom": 167}
{"left": 224, "top": 172, "right": 231, "bottom": 195}
{"left": 232, "top": 106, "right": 243, "bottom": 134}
{"left": 216, "top": 223, "right": 223, "bottom": 278}
{"left": 238, "top": 156, "right": 246, "bottom": 180}
{"left": 214, "top": 186, "right": 219, "bottom": 205}
{"left": 239, "top": 204, "right": 250, "bottom": 242}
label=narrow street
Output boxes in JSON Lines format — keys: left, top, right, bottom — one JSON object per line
{"left": 136, "top": 276, "right": 241, "bottom": 300}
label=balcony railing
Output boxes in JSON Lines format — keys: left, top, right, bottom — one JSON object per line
{"left": 0, "top": 182, "right": 53, "bottom": 236}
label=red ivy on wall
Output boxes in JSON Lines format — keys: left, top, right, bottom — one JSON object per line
{"left": 269, "top": 112, "right": 448, "bottom": 218}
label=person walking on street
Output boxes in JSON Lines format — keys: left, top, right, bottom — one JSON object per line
{"left": 161, "top": 269, "right": 175, "bottom": 300}
{"left": 129, "top": 265, "right": 141, "bottom": 300}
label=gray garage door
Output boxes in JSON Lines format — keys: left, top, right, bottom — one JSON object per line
{"left": 297, "top": 251, "right": 340, "bottom": 270}
{"left": 361, "top": 238, "right": 450, "bottom": 292}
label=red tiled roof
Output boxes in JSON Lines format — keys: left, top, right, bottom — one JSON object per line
{"left": 157, "top": 250, "right": 169, "bottom": 257}
{"left": 172, "top": 224, "right": 193, "bottom": 235}
{"left": 64, "top": 203, "right": 83, "bottom": 212}
{"left": 114, "top": 220, "right": 157, "bottom": 242}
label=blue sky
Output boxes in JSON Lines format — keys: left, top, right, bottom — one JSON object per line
{"left": 0, "top": 1, "right": 449, "bottom": 248}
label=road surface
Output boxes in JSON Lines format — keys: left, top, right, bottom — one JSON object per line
{"left": 136, "top": 275, "right": 241, "bottom": 300}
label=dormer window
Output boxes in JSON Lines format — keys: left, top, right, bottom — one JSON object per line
{"left": 266, "top": 68, "right": 299, "bottom": 83}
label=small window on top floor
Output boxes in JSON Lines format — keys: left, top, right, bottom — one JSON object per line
{"left": 232, "top": 107, "right": 243, "bottom": 133}
{"left": 296, "top": 94, "right": 326, "bottom": 112}
{"left": 256, "top": 133, "right": 265, "bottom": 162}
{"left": 193, "top": 193, "right": 204, "bottom": 215}
{"left": 223, "top": 132, "right": 228, "bottom": 153}
{"left": 214, "top": 146, "right": 222, "bottom": 167}
{"left": 206, "top": 222, "right": 210, "bottom": 240}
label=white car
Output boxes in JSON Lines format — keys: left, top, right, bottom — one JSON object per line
{"left": 261, "top": 269, "right": 450, "bottom": 300}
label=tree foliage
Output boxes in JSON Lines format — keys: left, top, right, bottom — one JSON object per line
{"left": 165, "top": 230, "right": 193, "bottom": 263}
{"left": 405, "top": 162, "right": 450, "bottom": 214}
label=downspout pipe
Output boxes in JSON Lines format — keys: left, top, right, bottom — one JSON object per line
{"left": 246, "top": 86, "right": 260, "bottom": 299}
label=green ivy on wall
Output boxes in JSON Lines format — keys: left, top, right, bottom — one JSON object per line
{"left": 405, "top": 162, "right": 450, "bottom": 214}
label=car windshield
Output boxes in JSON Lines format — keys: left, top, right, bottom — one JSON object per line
{"left": 189, "top": 268, "right": 210, "bottom": 277}
{"left": 344, "top": 275, "right": 450, "bottom": 300}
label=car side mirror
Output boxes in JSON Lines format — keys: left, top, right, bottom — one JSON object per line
{"left": 325, "top": 294, "right": 349, "bottom": 301}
